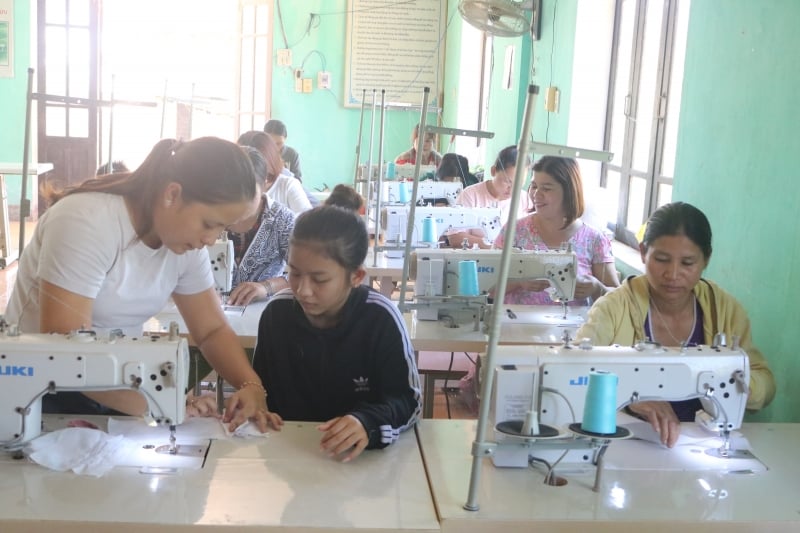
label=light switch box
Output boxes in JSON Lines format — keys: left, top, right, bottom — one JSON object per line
{"left": 302, "top": 78, "right": 313, "bottom": 93}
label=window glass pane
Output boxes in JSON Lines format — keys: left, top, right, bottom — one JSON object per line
{"left": 631, "top": 0, "right": 663, "bottom": 170}
{"left": 626, "top": 176, "right": 647, "bottom": 233}
{"left": 47, "top": 0, "right": 67, "bottom": 25}
{"left": 46, "top": 106, "right": 67, "bottom": 136}
{"left": 598, "top": 169, "right": 620, "bottom": 229}
{"left": 240, "top": 36, "right": 255, "bottom": 111}
{"left": 45, "top": 26, "right": 67, "bottom": 96}
{"left": 242, "top": 4, "right": 256, "bottom": 35}
{"left": 255, "top": 4, "right": 270, "bottom": 35}
{"left": 660, "top": 0, "right": 690, "bottom": 178}
{"left": 253, "top": 36, "right": 268, "bottom": 113}
{"left": 608, "top": 0, "right": 636, "bottom": 166}
{"left": 68, "top": 0, "right": 90, "bottom": 27}
{"left": 69, "top": 106, "right": 89, "bottom": 137}
{"left": 657, "top": 182, "right": 672, "bottom": 207}
{"left": 68, "top": 28, "right": 90, "bottom": 98}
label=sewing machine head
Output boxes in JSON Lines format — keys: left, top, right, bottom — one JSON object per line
{"left": 208, "top": 239, "right": 234, "bottom": 294}
{"left": 0, "top": 327, "right": 189, "bottom": 450}
{"left": 487, "top": 341, "right": 750, "bottom": 467}
{"left": 381, "top": 206, "right": 503, "bottom": 246}
{"left": 413, "top": 248, "right": 577, "bottom": 303}
{"left": 382, "top": 180, "right": 462, "bottom": 206}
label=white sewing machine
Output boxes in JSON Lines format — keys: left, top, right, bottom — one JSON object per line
{"left": 486, "top": 341, "right": 750, "bottom": 468}
{"left": 381, "top": 180, "right": 463, "bottom": 206}
{"left": 381, "top": 206, "right": 503, "bottom": 247}
{"left": 0, "top": 326, "right": 189, "bottom": 451}
{"left": 409, "top": 248, "right": 577, "bottom": 322}
{"left": 207, "top": 238, "right": 234, "bottom": 294}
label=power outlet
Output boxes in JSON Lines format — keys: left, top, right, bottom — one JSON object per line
{"left": 302, "top": 78, "right": 313, "bottom": 93}
{"left": 318, "top": 71, "right": 331, "bottom": 89}
{"left": 277, "top": 48, "right": 292, "bottom": 67}
{"left": 545, "top": 86, "right": 560, "bottom": 113}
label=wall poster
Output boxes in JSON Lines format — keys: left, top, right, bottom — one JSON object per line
{"left": 0, "top": 0, "right": 12, "bottom": 78}
{"left": 344, "top": 0, "right": 446, "bottom": 109}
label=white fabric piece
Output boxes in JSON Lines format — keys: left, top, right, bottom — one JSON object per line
{"left": 222, "top": 420, "right": 270, "bottom": 439}
{"left": 25, "top": 427, "right": 137, "bottom": 477}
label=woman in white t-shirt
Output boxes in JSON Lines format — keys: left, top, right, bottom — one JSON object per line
{"left": 5, "top": 137, "right": 279, "bottom": 432}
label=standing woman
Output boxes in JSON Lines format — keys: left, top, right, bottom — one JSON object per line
{"left": 225, "top": 147, "right": 294, "bottom": 306}
{"left": 576, "top": 202, "right": 775, "bottom": 447}
{"left": 5, "top": 137, "right": 272, "bottom": 431}
{"left": 253, "top": 206, "right": 421, "bottom": 462}
{"left": 493, "top": 156, "right": 620, "bottom": 306}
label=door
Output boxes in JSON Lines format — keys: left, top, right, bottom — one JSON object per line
{"left": 36, "top": 0, "right": 99, "bottom": 216}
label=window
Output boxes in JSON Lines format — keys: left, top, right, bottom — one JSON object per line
{"left": 602, "top": 0, "right": 690, "bottom": 246}
{"left": 236, "top": 0, "right": 273, "bottom": 134}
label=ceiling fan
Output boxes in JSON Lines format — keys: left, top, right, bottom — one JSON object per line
{"left": 458, "top": 0, "right": 542, "bottom": 39}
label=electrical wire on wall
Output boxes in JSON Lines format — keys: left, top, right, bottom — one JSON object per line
{"left": 545, "top": 0, "right": 558, "bottom": 143}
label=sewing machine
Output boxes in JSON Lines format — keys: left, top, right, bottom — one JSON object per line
{"left": 409, "top": 248, "right": 577, "bottom": 323}
{"left": 381, "top": 180, "right": 463, "bottom": 206}
{"left": 486, "top": 341, "right": 750, "bottom": 469}
{"left": 207, "top": 238, "right": 234, "bottom": 294}
{"left": 0, "top": 325, "right": 189, "bottom": 451}
{"left": 381, "top": 206, "right": 503, "bottom": 247}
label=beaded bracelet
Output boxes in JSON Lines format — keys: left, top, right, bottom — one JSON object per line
{"left": 239, "top": 380, "right": 268, "bottom": 397}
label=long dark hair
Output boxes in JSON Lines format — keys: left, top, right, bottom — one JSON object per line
{"left": 291, "top": 206, "right": 368, "bottom": 273}
{"left": 642, "top": 201, "right": 713, "bottom": 260}
{"left": 44, "top": 137, "right": 257, "bottom": 238}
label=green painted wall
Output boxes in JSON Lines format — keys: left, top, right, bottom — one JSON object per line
{"left": 0, "top": 0, "right": 32, "bottom": 205}
{"left": 675, "top": 0, "right": 800, "bottom": 422}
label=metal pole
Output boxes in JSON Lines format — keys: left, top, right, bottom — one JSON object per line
{"left": 372, "top": 90, "right": 387, "bottom": 267}
{"left": 107, "top": 74, "right": 115, "bottom": 169}
{"left": 398, "top": 87, "right": 430, "bottom": 312}
{"left": 18, "top": 67, "right": 35, "bottom": 257}
{"left": 160, "top": 79, "right": 168, "bottom": 138}
{"left": 352, "top": 89, "right": 367, "bottom": 187}
{"left": 464, "top": 85, "right": 539, "bottom": 511}
{"left": 364, "top": 90, "right": 377, "bottom": 245}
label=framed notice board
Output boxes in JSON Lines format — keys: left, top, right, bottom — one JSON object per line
{"left": 344, "top": 0, "right": 446, "bottom": 109}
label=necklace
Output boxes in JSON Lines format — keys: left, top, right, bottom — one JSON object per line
{"left": 649, "top": 294, "right": 696, "bottom": 346}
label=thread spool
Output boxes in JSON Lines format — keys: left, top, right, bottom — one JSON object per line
{"left": 458, "top": 260, "right": 480, "bottom": 296}
{"left": 581, "top": 370, "right": 618, "bottom": 434}
{"left": 386, "top": 161, "right": 396, "bottom": 180}
{"left": 421, "top": 216, "right": 437, "bottom": 243}
{"left": 397, "top": 182, "right": 409, "bottom": 203}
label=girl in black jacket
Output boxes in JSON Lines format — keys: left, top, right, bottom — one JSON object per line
{"left": 253, "top": 206, "right": 421, "bottom": 462}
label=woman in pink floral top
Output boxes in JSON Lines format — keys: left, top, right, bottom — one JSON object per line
{"left": 493, "top": 156, "right": 620, "bottom": 306}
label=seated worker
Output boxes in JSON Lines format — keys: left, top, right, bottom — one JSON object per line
{"left": 264, "top": 119, "right": 302, "bottom": 180}
{"left": 252, "top": 206, "right": 421, "bottom": 462}
{"left": 324, "top": 183, "right": 364, "bottom": 213}
{"left": 493, "top": 156, "right": 620, "bottom": 305}
{"left": 451, "top": 145, "right": 533, "bottom": 249}
{"left": 576, "top": 202, "right": 776, "bottom": 448}
{"left": 436, "top": 153, "right": 479, "bottom": 188}
{"left": 4, "top": 137, "right": 272, "bottom": 430}
{"left": 225, "top": 147, "right": 295, "bottom": 306}
{"left": 238, "top": 130, "right": 312, "bottom": 215}
{"left": 395, "top": 124, "right": 443, "bottom": 166}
